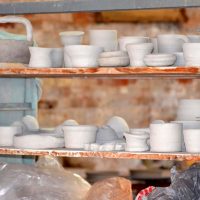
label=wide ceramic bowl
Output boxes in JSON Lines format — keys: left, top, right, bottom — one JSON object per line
{"left": 63, "top": 125, "right": 98, "bottom": 148}
{"left": 64, "top": 45, "right": 103, "bottom": 68}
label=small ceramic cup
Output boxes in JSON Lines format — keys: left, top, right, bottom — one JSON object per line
{"left": 127, "top": 43, "right": 153, "bottom": 67}
{"left": 124, "top": 132, "right": 149, "bottom": 152}
{"left": 59, "top": 31, "right": 84, "bottom": 46}
{"left": 183, "top": 43, "right": 200, "bottom": 66}
{"left": 89, "top": 30, "right": 118, "bottom": 52}
{"left": 184, "top": 129, "right": 200, "bottom": 153}
{"left": 119, "top": 36, "right": 150, "bottom": 52}
{"left": 51, "top": 48, "right": 64, "bottom": 68}
{"left": 150, "top": 123, "right": 182, "bottom": 152}
{"left": 64, "top": 45, "right": 103, "bottom": 68}
{"left": 157, "top": 34, "right": 189, "bottom": 53}
{"left": 173, "top": 52, "right": 185, "bottom": 66}
{"left": 187, "top": 35, "right": 200, "bottom": 43}
{"left": 29, "top": 47, "right": 52, "bottom": 68}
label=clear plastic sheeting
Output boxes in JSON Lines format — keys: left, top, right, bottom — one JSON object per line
{"left": 148, "top": 164, "right": 200, "bottom": 200}
{"left": 0, "top": 156, "right": 91, "bottom": 200}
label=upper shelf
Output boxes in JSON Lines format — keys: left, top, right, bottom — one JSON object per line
{"left": 0, "top": 0, "right": 200, "bottom": 15}
{"left": 0, "top": 65, "right": 200, "bottom": 79}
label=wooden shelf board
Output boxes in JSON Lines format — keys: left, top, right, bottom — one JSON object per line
{"left": 1, "top": 147, "right": 200, "bottom": 161}
{"left": 0, "top": 65, "right": 200, "bottom": 78}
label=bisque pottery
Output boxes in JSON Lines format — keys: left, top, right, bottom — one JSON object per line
{"left": 29, "top": 47, "right": 52, "bottom": 68}
{"left": 119, "top": 36, "right": 149, "bottom": 51}
{"left": 127, "top": 43, "right": 153, "bottom": 67}
{"left": 100, "top": 51, "right": 128, "bottom": 58}
{"left": 21, "top": 115, "right": 39, "bottom": 131}
{"left": 98, "top": 56, "right": 129, "bottom": 67}
{"left": 157, "top": 34, "right": 189, "bottom": 53}
{"left": 63, "top": 125, "right": 97, "bottom": 148}
{"left": 187, "top": 35, "right": 200, "bottom": 43}
{"left": 106, "top": 116, "right": 129, "bottom": 139}
{"left": 64, "top": 45, "right": 103, "bottom": 68}
{"left": 144, "top": 54, "right": 176, "bottom": 67}
{"left": 150, "top": 123, "right": 182, "bottom": 152}
{"left": 0, "top": 126, "right": 21, "bottom": 146}
{"left": 124, "top": 132, "right": 149, "bottom": 152}
{"left": 89, "top": 30, "right": 118, "bottom": 52}
{"left": 59, "top": 31, "right": 84, "bottom": 46}
{"left": 173, "top": 52, "right": 185, "bottom": 66}
{"left": 184, "top": 129, "right": 200, "bottom": 153}
{"left": 51, "top": 48, "right": 64, "bottom": 68}
{"left": 183, "top": 43, "right": 200, "bottom": 66}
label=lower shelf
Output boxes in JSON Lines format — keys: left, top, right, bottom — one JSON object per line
{"left": 0, "top": 148, "right": 200, "bottom": 161}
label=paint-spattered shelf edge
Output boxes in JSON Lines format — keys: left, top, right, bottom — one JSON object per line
{"left": 1, "top": 147, "right": 200, "bottom": 161}
{"left": 0, "top": 65, "right": 199, "bottom": 78}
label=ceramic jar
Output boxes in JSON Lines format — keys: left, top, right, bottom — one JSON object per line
{"left": 64, "top": 45, "right": 103, "bottom": 68}
{"left": 183, "top": 43, "right": 200, "bottom": 66}
{"left": 51, "top": 48, "right": 64, "bottom": 68}
{"left": 157, "top": 34, "right": 189, "bottom": 53}
{"left": 89, "top": 30, "right": 118, "bottom": 52}
{"left": 29, "top": 47, "right": 52, "bottom": 68}
{"left": 59, "top": 31, "right": 84, "bottom": 46}
{"left": 150, "top": 123, "right": 182, "bottom": 152}
{"left": 63, "top": 125, "right": 98, "bottom": 148}
{"left": 184, "top": 129, "right": 200, "bottom": 153}
{"left": 124, "top": 131, "right": 149, "bottom": 152}
{"left": 119, "top": 36, "right": 149, "bottom": 51}
{"left": 127, "top": 43, "right": 153, "bottom": 67}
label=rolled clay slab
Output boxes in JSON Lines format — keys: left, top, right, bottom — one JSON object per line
{"left": 14, "top": 134, "right": 65, "bottom": 149}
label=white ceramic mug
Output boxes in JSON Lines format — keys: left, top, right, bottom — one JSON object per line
{"left": 127, "top": 43, "right": 153, "bottom": 66}
{"left": 157, "top": 34, "right": 189, "bottom": 53}
{"left": 150, "top": 123, "right": 182, "bottom": 152}
{"left": 89, "top": 30, "right": 118, "bottom": 52}
{"left": 119, "top": 36, "right": 149, "bottom": 51}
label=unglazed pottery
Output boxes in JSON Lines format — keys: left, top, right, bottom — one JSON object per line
{"left": 98, "top": 56, "right": 129, "bottom": 67}
{"left": 157, "top": 34, "right": 188, "bottom": 53}
{"left": 96, "top": 125, "right": 118, "bottom": 144}
{"left": 51, "top": 48, "right": 64, "bottom": 68}
{"left": 127, "top": 43, "right": 153, "bottom": 67}
{"left": 144, "top": 54, "right": 176, "bottom": 67}
{"left": 29, "top": 47, "right": 52, "bottom": 68}
{"left": 64, "top": 45, "right": 103, "bottom": 68}
{"left": 106, "top": 116, "right": 129, "bottom": 139}
{"left": 89, "top": 30, "right": 118, "bottom": 52}
{"left": 124, "top": 132, "right": 149, "bottom": 152}
{"left": 173, "top": 52, "right": 185, "bottom": 66}
{"left": 59, "top": 31, "right": 84, "bottom": 46}
{"left": 184, "top": 129, "right": 200, "bottom": 153}
{"left": 187, "top": 35, "right": 200, "bottom": 43}
{"left": 0, "top": 126, "right": 21, "bottom": 146}
{"left": 14, "top": 134, "right": 64, "bottom": 149}
{"left": 0, "top": 16, "right": 33, "bottom": 64}
{"left": 100, "top": 51, "right": 128, "bottom": 58}
{"left": 119, "top": 36, "right": 149, "bottom": 51}
{"left": 183, "top": 43, "right": 200, "bottom": 66}
{"left": 63, "top": 125, "right": 97, "bottom": 148}
{"left": 150, "top": 123, "right": 182, "bottom": 152}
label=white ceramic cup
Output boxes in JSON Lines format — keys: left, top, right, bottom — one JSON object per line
{"left": 173, "top": 52, "right": 185, "bottom": 66}
{"left": 64, "top": 45, "right": 103, "bottom": 68}
{"left": 127, "top": 43, "right": 153, "bottom": 67}
{"left": 183, "top": 43, "right": 200, "bottom": 66}
{"left": 157, "top": 34, "right": 189, "bottom": 53}
{"left": 59, "top": 31, "right": 84, "bottom": 46}
{"left": 187, "top": 35, "right": 200, "bottom": 43}
{"left": 150, "top": 123, "right": 182, "bottom": 152}
{"left": 63, "top": 125, "right": 98, "bottom": 148}
{"left": 184, "top": 129, "right": 200, "bottom": 153}
{"left": 89, "top": 30, "right": 118, "bottom": 52}
{"left": 29, "top": 47, "right": 52, "bottom": 68}
{"left": 119, "top": 36, "right": 150, "bottom": 52}
{"left": 51, "top": 48, "right": 64, "bottom": 68}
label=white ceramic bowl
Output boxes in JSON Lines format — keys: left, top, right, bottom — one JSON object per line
{"left": 64, "top": 45, "right": 103, "bottom": 68}
{"left": 63, "top": 125, "right": 98, "bottom": 148}
{"left": 184, "top": 129, "right": 200, "bottom": 153}
{"left": 0, "top": 127, "right": 22, "bottom": 146}
{"left": 98, "top": 56, "right": 129, "bottom": 67}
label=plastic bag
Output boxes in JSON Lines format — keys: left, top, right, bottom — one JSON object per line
{"left": 148, "top": 164, "right": 200, "bottom": 200}
{"left": 0, "top": 156, "right": 91, "bottom": 200}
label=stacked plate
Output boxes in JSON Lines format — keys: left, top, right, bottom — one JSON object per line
{"left": 144, "top": 54, "right": 176, "bottom": 67}
{"left": 98, "top": 51, "right": 129, "bottom": 67}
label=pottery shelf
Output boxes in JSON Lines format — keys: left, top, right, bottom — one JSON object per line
{"left": 0, "top": 65, "right": 200, "bottom": 79}
{"left": 0, "top": 0, "right": 199, "bottom": 15}
{"left": 1, "top": 147, "right": 200, "bottom": 161}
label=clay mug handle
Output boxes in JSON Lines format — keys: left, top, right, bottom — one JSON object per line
{"left": 0, "top": 16, "right": 33, "bottom": 42}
